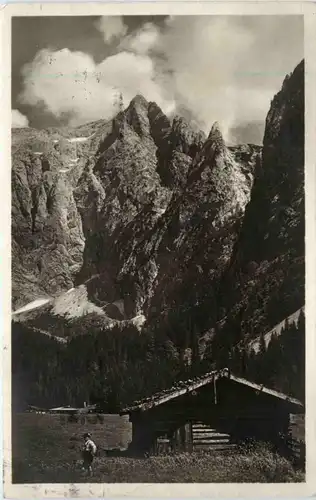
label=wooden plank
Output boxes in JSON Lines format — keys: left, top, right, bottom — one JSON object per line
{"left": 193, "top": 439, "right": 230, "bottom": 444}
{"left": 192, "top": 431, "right": 221, "bottom": 435}
{"left": 192, "top": 430, "right": 230, "bottom": 436}
{"left": 173, "top": 427, "right": 182, "bottom": 451}
{"left": 192, "top": 433, "right": 230, "bottom": 438}
{"left": 193, "top": 435, "right": 231, "bottom": 441}
{"left": 184, "top": 422, "right": 193, "bottom": 452}
{"left": 193, "top": 423, "right": 216, "bottom": 428}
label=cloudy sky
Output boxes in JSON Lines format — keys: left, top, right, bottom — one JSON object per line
{"left": 12, "top": 15, "right": 303, "bottom": 144}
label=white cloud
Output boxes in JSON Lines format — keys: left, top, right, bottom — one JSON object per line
{"left": 120, "top": 15, "right": 302, "bottom": 142}
{"left": 154, "top": 16, "right": 302, "bottom": 141}
{"left": 12, "top": 109, "right": 29, "bottom": 127}
{"left": 120, "top": 23, "right": 160, "bottom": 55}
{"left": 19, "top": 48, "right": 174, "bottom": 126}
{"left": 18, "top": 16, "right": 303, "bottom": 143}
{"left": 158, "top": 17, "right": 256, "bottom": 138}
{"left": 94, "top": 16, "right": 127, "bottom": 44}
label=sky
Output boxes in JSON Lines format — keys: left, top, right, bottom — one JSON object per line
{"left": 12, "top": 15, "right": 303, "bottom": 144}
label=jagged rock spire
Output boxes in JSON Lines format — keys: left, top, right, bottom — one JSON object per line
{"left": 207, "top": 122, "right": 225, "bottom": 150}
{"left": 129, "top": 94, "right": 149, "bottom": 109}
{"left": 125, "top": 95, "right": 150, "bottom": 137}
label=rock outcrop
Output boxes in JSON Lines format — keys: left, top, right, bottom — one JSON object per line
{"left": 12, "top": 128, "right": 88, "bottom": 308}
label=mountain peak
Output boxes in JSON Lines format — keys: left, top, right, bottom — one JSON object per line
{"left": 124, "top": 95, "right": 151, "bottom": 137}
{"left": 208, "top": 121, "right": 223, "bottom": 139}
{"left": 207, "top": 121, "right": 225, "bottom": 151}
{"left": 129, "top": 94, "right": 149, "bottom": 109}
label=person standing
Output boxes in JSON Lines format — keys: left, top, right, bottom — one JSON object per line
{"left": 82, "top": 433, "right": 97, "bottom": 477}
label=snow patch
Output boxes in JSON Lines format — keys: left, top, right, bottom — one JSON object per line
{"left": 31, "top": 326, "right": 67, "bottom": 344}
{"left": 13, "top": 298, "right": 51, "bottom": 315}
{"left": 67, "top": 135, "right": 93, "bottom": 143}
{"left": 52, "top": 285, "right": 104, "bottom": 319}
{"left": 33, "top": 152, "right": 43, "bottom": 156}
{"left": 59, "top": 169, "right": 70, "bottom": 173}
{"left": 131, "top": 314, "right": 146, "bottom": 330}
{"left": 106, "top": 322, "right": 116, "bottom": 330}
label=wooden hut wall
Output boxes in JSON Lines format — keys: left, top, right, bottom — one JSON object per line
{"left": 127, "top": 377, "right": 300, "bottom": 454}
{"left": 212, "top": 378, "right": 292, "bottom": 442}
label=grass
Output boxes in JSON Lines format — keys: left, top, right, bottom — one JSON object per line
{"left": 12, "top": 413, "right": 304, "bottom": 483}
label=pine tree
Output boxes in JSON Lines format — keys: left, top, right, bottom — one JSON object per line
{"left": 264, "top": 332, "right": 280, "bottom": 386}
{"left": 258, "top": 331, "right": 266, "bottom": 356}
{"left": 240, "top": 345, "right": 248, "bottom": 375}
{"left": 246, "top": 348, "right": 257, "bottom": 380}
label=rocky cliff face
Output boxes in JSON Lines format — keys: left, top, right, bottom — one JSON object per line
{"left": 12, "top": 95, "right": 259, "bottom": 328}
{"left": 213, "top": 60, "right": 304, "bottom": 354}
{"left": 12, "top": 61, "right": 304, "bottom": 355}
{"left": 12, "top": 128, "right": 87, "bottom": 308}
{"left": 125, "top": 123, "right": 259, "bottom": 327}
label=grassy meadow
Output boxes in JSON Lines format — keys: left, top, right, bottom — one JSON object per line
{"left": 12, "top": 413, "right": 304, "bottom": 483}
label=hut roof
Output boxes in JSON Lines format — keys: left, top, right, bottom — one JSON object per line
{"left": 120, "top": 368, "right": 304, "bottom": 414}
{"left": 49, "top": 406, "right": 78, "bottom": 412}
{"left": 227, "top": 373, "right": 304, "bottom": 407}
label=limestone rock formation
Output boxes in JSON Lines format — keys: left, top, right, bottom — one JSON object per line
{"left": 12, "top": 61, "right": 303, "bottom": 356}
{"left": 213, "top": 60, "right": 305, "bottom": 353}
